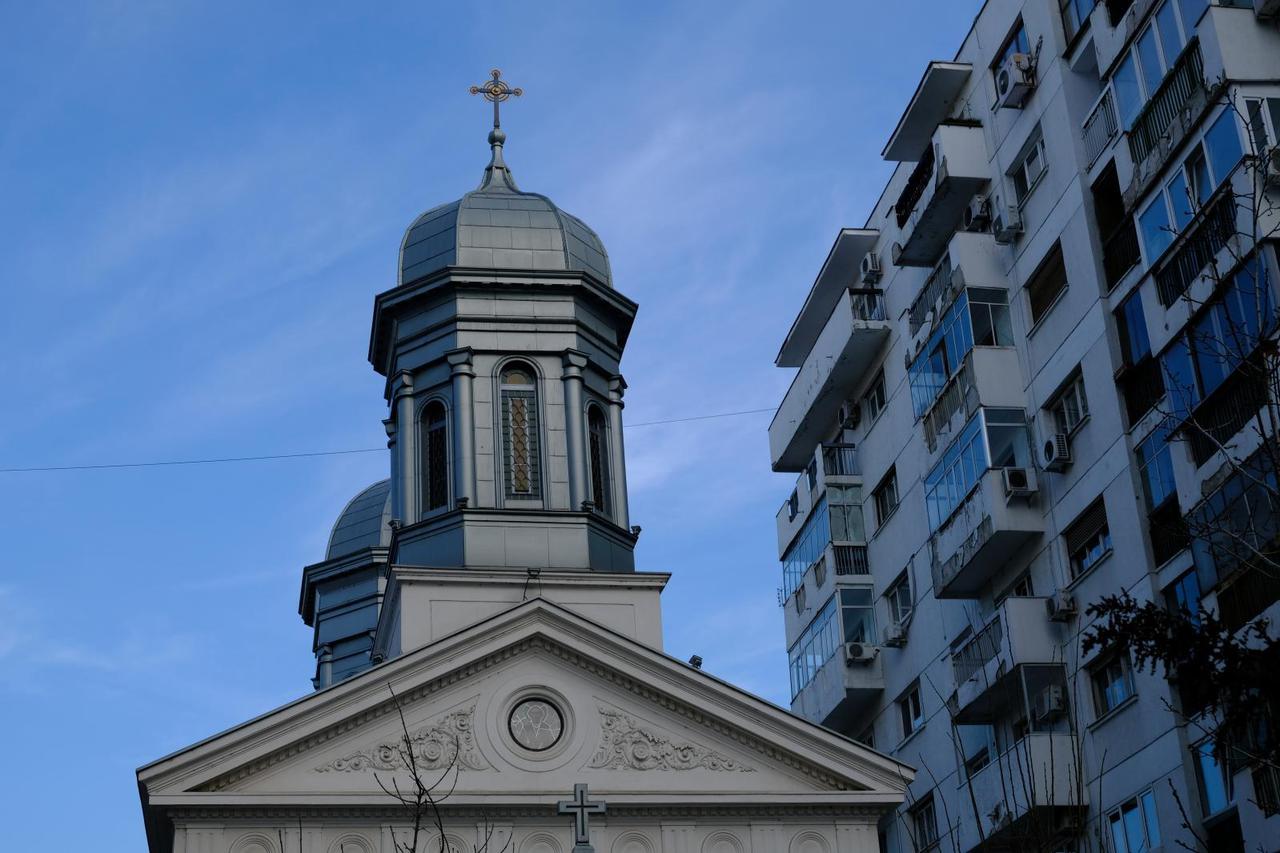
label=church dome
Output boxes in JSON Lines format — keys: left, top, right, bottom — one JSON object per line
{"left": 398, "top": 129, "right": 612, "bottom": 288}
{"left": 325, "top": 479, "right": 392, "bottom": 561}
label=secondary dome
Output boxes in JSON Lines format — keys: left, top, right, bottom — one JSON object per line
{"left": 398, "top": 129, "right": 612, "bottom": 288}
{"left": 325, "top": 479, "right": 392, "bottom": 561}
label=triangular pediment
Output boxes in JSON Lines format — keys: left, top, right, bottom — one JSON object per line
{"left": 139, "top": 599, "right": 911, "bottom": 811}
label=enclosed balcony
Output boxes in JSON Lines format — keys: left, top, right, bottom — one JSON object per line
{"left": 891, "top": 123, "right": 989, "bottom": 268}
{"left": 963, "top": 733, "right": 1086, "bottom": 850}
{"left": 951, "top": 597, "right": 1065, "bottom": 722}
{"left": 908, "top": 231, "right": 1007, "bottom": 337}
{"left": 931, "top": 467, "right": 1043, "bottom": 598}
{"left": 769, "top": 288, "right": 890, "bottom": 472}
{"left": 791, "top": 641, "right": 885, "bottom": 730}
{"left": 789, "top": 588, "right": 884, "bottom": 730}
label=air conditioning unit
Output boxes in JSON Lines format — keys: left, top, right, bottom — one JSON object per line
{"left": 1043, "top": 433, "right": 1072, "bottom": 473}
{"left": 838, "top": 401, "right": 862, "bottom": 430}
{"left": 882, "top": 621, "right": 908, "bottom": 648}
{"left": 996, "top": 53, "right": 1035, "bottom": 109}
{"left": 1047, "top": 591, "right": 1078, "bottom": 623}
{"left": 844, "top": 642, "right": 879, "bottom": 665}
{"left": 1002, "top": 466, "right": 1038, "bottom": 500}
{"left": 960, "top": 194, "right": 993, "bottom": 232}
{"left": 1033, "top": 685, "right": 1067, "bottom": 721}
{"left": 993, "top": 206, "right": 1023, "bottom": 244}
{"left": 860, "top": 251, "right": 883, "bottom": 284}
{"left": 1265, "top": 145, "right": 1280, "bottom": 190}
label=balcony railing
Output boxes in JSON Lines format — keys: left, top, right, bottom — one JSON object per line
{"left": 923, "top": 353, "right": 976, "bottom": 453}
{"left": 833, "top": 544, "right": 870, "bottom": 575}
{"left": 822, "top": 444, "right": 859, "bottom": 478}
{"left": 894, "top": 143, "right": 936, "bottom": 229}
{"left": 1129, "top": 40, "right": 1205, "bottom": 167}
{"left": 909, "top": 255, "right": 954, "bottom": 336}
{"left": 1102, "top": 217, "right": 1140, "bottom": 290}
{"left": 1155, "top": 188, "right": 1235, "bottom": 306}
{"left": 1082, "top": 88, "right": 1118, "bottom": 169}
{"left": 1186, "top": 360, "right": 1269, "bottom": 466}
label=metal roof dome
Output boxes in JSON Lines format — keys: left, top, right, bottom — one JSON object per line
{"left": 398, "top": 129, "right": 612, "bottom": 288}
{"left": 325, "top": 479, "right": 392, "bottom": 561}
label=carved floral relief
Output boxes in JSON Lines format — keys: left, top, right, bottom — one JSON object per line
{"left": 588, "top": 706, "right": 754, "bottom": 772}
{"left": 315, "top": 704, "right": 490, "bottom": 773}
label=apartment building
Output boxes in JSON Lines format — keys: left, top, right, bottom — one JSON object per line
{"left": 769, "top": 1, "right": 1280, "bottom": 851}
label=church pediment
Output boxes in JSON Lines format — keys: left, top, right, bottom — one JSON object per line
{"left": 140, "top": 599, "right": 910, "bottom": 810}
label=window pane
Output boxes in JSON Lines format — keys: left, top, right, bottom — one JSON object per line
{"left": 1204, "top": 110, "right": 1244, "bottom": 186}
{"left": 1161, "top": 337, "right": 1198, "bottom": 419}
{"left": 1139, "top": 195, "right": 1173, "bottom": 262}
{"left": 1247, "top": 99, "right": 1269, "bottom": 156}
{"left": 1141, "top": 790, "right": 1161, "bottom": 846}
{"left": 1115, "top": 55, "right": 1143, "bottom": 129}
{"left": 1177, "top": 0, "right": 1208, "bottom": 31}
{"left": 1167, "top": 171, "right": 1192, "bottom": 231}
{"left": 1119, "top": 291, "right": 1152, "bottom": 365}
{"left": 1122, "top": 802, "right": 1147, "bottom": 853}
{"left": 1136, "top": 27, "right": 1165, "bottom": 97}
{"left": 1110, "top": 813, "right": 1129, "bottom": 853}
{"left": 1188, "top": 147, "right": 1212, "bottom": 205}
{"left": 1155, "top": 1, "right": 1183, "bottom": 69}
{"left": 1197, "top": 741, "right": 1230, "bottom": 814}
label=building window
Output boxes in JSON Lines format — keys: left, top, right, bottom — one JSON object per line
{"left": 500, "top": 363, "right": 543, "bottom": 500}
{"left": 1091, "top": 651, "right": 1135, "bottom": 716}
{"left": 806, "top": 458, "right": 818, "bottom": 491}
{"left": 1010, "top": 132, "right": 1048, "bottom": 205}
{"left": 1060, "top": 0, "right": 1097, "bottom": 42}
{"left": 991, "top": 19, "right": 1030, "bottom": 97}
{"left": 886, "top": 570, "right": 913, "bottom": 624}
{"left": 1108, "top": 789, "right": 1161, "bottom": 853}
{"left": 1026, "top": 242, "right": 1068, "bottom": 325}
{"left": 787, "top": 594, "right": 840, "bottom": 698}
{"left": 1065, "top": 498, "right": 1111, "bottom": 579}
{"left": 587, "top": 405, "right": 611, "bottom": 517}
{"left": 909, "top": 794, "right": 940, "bottom": 852}
{"left": 1136, "top": 424, "right": 1177, "bottom": 513}
{"left": 421, "top": 400, "right": 449, "bottom": 512}
{"left": 1048, "top": 371, "right": 1090, "bottom": 435}
{"left": 1244, "top": 96, "right": 1280, "bottom": 155}
{"left": 1195, "top": 739, "right": 1232, "bottom": 816}
{"left": 781, "top": 496, "right": 830, "bottom": 599}
{"left": 899, "top": 684, "right": 925, "bottom": 740}
{"left": 828, "top": 485, "right": 865, "bottom": 543}
{"left": 1166, "top": 568, "right": 1202, "bottom": 624}
{"left": 997, "top": 572, "right": 1035, "bottom": 604}
{"left": 863, "top": 369, "right": 887, "bottom": 422}
{"left": 840, "top": 587, "right": 875, "bottom": 644}
{"left": 872, "top": 468, "right": 899, "bottom": 527}
{"left": 1112, "top": 0, "right": 1194, "bottom": 129}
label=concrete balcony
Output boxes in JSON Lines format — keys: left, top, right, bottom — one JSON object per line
{"left": 791, "top": 640, "right": 885, "bottom": 731}
{"left": 950, "top": 597, "right": 1065, "bottom": 723}
{"left": 891, "top": 123, "right": 989, "bottom": 268}
{"left": 961, "top": 733, "right": 1086, "bottom": 851}
{"left": 769, "top": 290, "right": 890, "bottom": 472}
{"left": 930, "top": 469, "right": 1043, "bottom": 599}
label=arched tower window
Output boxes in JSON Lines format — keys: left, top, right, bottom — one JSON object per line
{"left": 421, "top": 400, "right": 449, "bottom": 512}
{"left": 588, "top": 405, "right": 611, "bottom": 517}
{"left": 500, "top": 363, "right": 542, "bottom": 499}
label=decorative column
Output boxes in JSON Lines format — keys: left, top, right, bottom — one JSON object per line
{"left": 561, "top": 350, "right": 589, "bottom": 510}
{"left": 607, "top": 375, "right": 630, "bottom": 529}
{"left": 447, "top": 347, "right": 476, "bottom": 508}
{"left": 391, "top": 370, "right": 417, "bottom": 523}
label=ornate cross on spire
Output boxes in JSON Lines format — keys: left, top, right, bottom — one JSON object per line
{"left": 556, "top": 783, "right": 605, "bottom": 852}
{"left": 469, "top": 68, "right": 523, "bottom": 131}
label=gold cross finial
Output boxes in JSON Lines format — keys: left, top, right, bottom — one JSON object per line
{"left": 469, "top": 68, "right": 522, "bottom": 130}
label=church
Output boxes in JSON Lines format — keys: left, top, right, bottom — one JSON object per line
{"left": 136, "top": 72, "right": 912, "bottom": 853}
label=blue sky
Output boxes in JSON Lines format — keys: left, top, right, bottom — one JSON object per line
{"left": 0, "top": 2, "right": 982, "bottom": 848}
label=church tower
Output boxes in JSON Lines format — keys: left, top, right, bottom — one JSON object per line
{"left": 301, "top": 72, "right": 644, "bottom": 688}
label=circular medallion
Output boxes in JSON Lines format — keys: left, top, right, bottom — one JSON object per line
{"left": 508, "top": 698, "right": 563, "bottom": 751}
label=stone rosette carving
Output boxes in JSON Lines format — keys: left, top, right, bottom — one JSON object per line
{"left": 589, "top": 706, "right": 754, "bottom": 772}
{"left": 316, "top": 704, "right": 489, "bottom": 773}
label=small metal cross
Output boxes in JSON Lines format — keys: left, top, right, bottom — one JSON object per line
{"left": 556, "top": 782, "right": 605, "bottom": 850}
{"left": 469, "top": 68, "right": 523, "bottom": 130}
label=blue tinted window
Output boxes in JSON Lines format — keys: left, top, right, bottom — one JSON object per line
{"left": 1137, "top": 425, "right": 1177, "bottom": 510}
{"left": 1155, "top": 2, "right": 1184, "bottom": 69}
{"left": 908, "top": 291, "right": 974, "bottom": 417}
{"left": 780, "top": 497, "right": 830, "bottom": 599}
{"left": 1177, "top": 0, "right": 1209, "bottom": 30}
{"left": 1161, "top": 338, "right": 1199, "bottom": 419}
{"left": 1204, "top": 110, "right": 1244, "bottom": 185}
{"left": 1136, "top": 26, "right": 1164, "bottom": 96}
{"left": 1196, "top": 741, "right": 1230, "bottom": 814}
{"left": 1139, "top": 195, "right": 1173, "bottom": 262}
{"left": 1166, "top": 171, "right": 1192, "bottom": 231}
{"left": 1119, "top": 291, "right": 1152, "bottom": 365}
{"left": 1193, "top": 308, "right": 1230, "bottom": 397}
{"left": 1114, "top": 54, "right": 1143, "bottom": 129}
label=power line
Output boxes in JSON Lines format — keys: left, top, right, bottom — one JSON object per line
{"left": 0, "top": 406, "right": 776, "bottom": 474}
